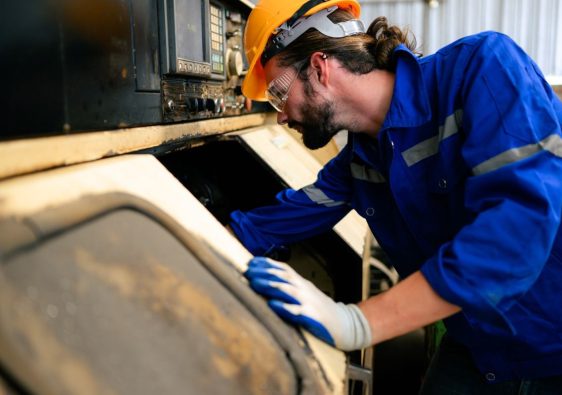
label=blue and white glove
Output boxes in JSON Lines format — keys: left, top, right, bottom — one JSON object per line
{"left": 245, "top": 257, "right": 372, "bottom": 351}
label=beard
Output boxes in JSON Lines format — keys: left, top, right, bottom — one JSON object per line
{"left": 288, "top": 81, "right": 345, "bottom": 150}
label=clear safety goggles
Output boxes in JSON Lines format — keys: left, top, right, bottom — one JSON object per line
{"left": 265, "top": 59, "right": 308, "bottom": 112}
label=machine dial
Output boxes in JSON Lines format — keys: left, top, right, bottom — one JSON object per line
{"left": 226, "top": 48, "right": 244, "bottom": 78}
{"left": 185, "top": 97, "right": 197, "bottom": 114}
{"left": 206, "top": 98, "right": 217, "bottom": 113}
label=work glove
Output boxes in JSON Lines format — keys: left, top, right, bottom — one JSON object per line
{"left": 244, "top": 257, "right": 372, "bottom": 351}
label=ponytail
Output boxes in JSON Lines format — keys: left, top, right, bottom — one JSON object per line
{"left": 366, "top": 16, "right": 419, "bottom": 71}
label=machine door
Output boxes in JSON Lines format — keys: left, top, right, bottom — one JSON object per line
{"left": 0, "top": 156, "right": 330, "bottom": 395}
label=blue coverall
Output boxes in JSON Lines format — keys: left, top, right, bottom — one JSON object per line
{"left": 231, "top": 31, "right": 562, "bottom": 382}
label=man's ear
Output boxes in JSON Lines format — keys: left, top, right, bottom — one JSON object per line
{"left": 309, "top": 52, "right": 330, "bottom": 86}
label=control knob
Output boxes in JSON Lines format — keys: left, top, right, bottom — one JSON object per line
{"left": 186, "top": 97, "right": 199, "bottom": 114}
{"left": 206, "top": 98, "right": 223, "bottom": 114}
{"left": 226, "top": 48, "right": 244, "bottom": 78}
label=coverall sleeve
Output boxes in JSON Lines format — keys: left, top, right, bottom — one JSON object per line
{"left": 420, "top": 33, "right": 562, "bottom": 333}
{"left": 230, "top": 145, "right": 354, "bottom": 255}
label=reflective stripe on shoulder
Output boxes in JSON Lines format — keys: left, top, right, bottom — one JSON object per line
{"left": 350, "top": 162, "right": 386, "bottom": 183}
{"left": 402, "top": 109, "right": 463, "bottom": 167}
{"left": 302, "top": 185, "right": 346, "bottom": 207}
{"left": 472, "top": 133, "right": 562, "bottom": 175}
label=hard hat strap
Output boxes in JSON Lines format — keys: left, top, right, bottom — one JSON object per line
{"left": 261, "top": 5, "right": 365, "bottom": 65}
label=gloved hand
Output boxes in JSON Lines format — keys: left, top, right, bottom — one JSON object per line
{"left": 244, "top": 257, "right": 372, "bottom": 351}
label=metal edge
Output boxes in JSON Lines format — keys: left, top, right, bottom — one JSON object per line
{"left": 0, "top": 113, "right": 268, "bottom": 181}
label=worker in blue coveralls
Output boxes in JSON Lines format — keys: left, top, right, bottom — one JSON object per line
{"left": 230, "top": 0, "right": 562, "bottom": 392}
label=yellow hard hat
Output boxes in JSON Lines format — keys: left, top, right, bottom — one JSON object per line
{"left": 242, "top": 0, "right": 361, "bottom": 101}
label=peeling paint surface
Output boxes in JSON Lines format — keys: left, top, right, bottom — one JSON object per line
{"left": 0, "top": 209, "right": 297, "bottom": 394}
{"left": 0, "top": 153, "right": 348, "bottom": 395}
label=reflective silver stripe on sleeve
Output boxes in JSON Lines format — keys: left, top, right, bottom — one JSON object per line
{"left": 472, "top": 133, "right": 562, "bottom": 175}
{"left": 402, "top": 109, "right": 464, "bottom": 167}
{"left": 302, "top": 185, "right": 346, "bottom": 207}
{"left": 350, "top": 163, "right": 386, "bottom": 183}
{"left": 544, "top": 133, "right": 562, "bottom": 157}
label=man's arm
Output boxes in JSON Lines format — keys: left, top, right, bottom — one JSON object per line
{"left": 359, "top": 270, "right": 460, "bottom": 345}
{"left": 245, "top": 257, "right": 460, "bottom": 350}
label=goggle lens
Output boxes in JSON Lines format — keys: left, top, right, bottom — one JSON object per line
{"left": 265, "top": 60, "right": 307, "bottom": 112}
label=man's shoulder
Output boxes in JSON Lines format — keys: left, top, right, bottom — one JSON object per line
{"left": 421, "top": 31, "right": 523, "bottom": 76}
{"left": 435, "top": 31, "right": 515, "bottom": 57}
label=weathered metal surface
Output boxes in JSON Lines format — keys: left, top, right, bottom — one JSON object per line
{"left": 0, "top": 113, "right": 267, "bottom": 181}
{"left": 0, "top": 154, "right": 349, "bottom": 395}
{"left": 0, "top": 155, "right": 252, "bottom": 273}
{"left": 0, "top": 209, "right": 297, "bottom": 395}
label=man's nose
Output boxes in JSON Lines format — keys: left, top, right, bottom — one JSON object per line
{"left": 277, "top": 111, "right": 288, "bottom": 125}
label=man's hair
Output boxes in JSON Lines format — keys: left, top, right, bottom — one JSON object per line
{"left": 271, "top": 10, "right": 419, "bottom": 75}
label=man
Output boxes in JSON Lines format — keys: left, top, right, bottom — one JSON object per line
{"left": 230, "top": 0, "right": 562, "bottom": 392}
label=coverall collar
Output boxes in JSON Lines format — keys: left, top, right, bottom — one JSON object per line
{"left": 381, "top": 44, "right": 432, "bottom": 130}
{"left": 349, "top": 44, "right": 432, "bottom": 167}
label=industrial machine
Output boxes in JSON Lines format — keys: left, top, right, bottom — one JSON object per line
{"left": 0, "top": 0, "right": 389, "bottom": 393}
{"left": 1, "top": 0, "right": 269, "bottom": 139}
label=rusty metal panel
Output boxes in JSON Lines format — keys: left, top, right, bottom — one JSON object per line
{"left": 359, "top": 0, "right": 562, "bottom": 77}
{"left": 0, "top": 154, "right": 348, "bottom": 395}
{"left": 0, "top": 209, "right": 298, "bottom": 395}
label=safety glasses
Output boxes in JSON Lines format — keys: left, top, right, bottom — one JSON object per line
{"left": 265, "top": 59, "right": 308, "bottom": 113}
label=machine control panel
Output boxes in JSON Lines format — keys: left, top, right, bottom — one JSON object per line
{"left": 161, "top": 0, "right": 251, "bottom": 122}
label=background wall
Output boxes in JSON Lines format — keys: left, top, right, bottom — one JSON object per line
{"left": 359, "top": 0, "right": 562, "bottom": 81}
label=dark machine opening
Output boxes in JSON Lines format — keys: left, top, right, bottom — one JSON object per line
{"left": 157, "top": 138, "right": 363, "bottom": 305}
{"left": 158, "top": 139, "right": 283, "bottom": 225}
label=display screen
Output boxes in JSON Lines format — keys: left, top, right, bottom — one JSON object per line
{"left": 175, "top": 0, "right": 205, "bottom": 62}
{"left": 164, "top": 0, "right": 211, "bottom": 76}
